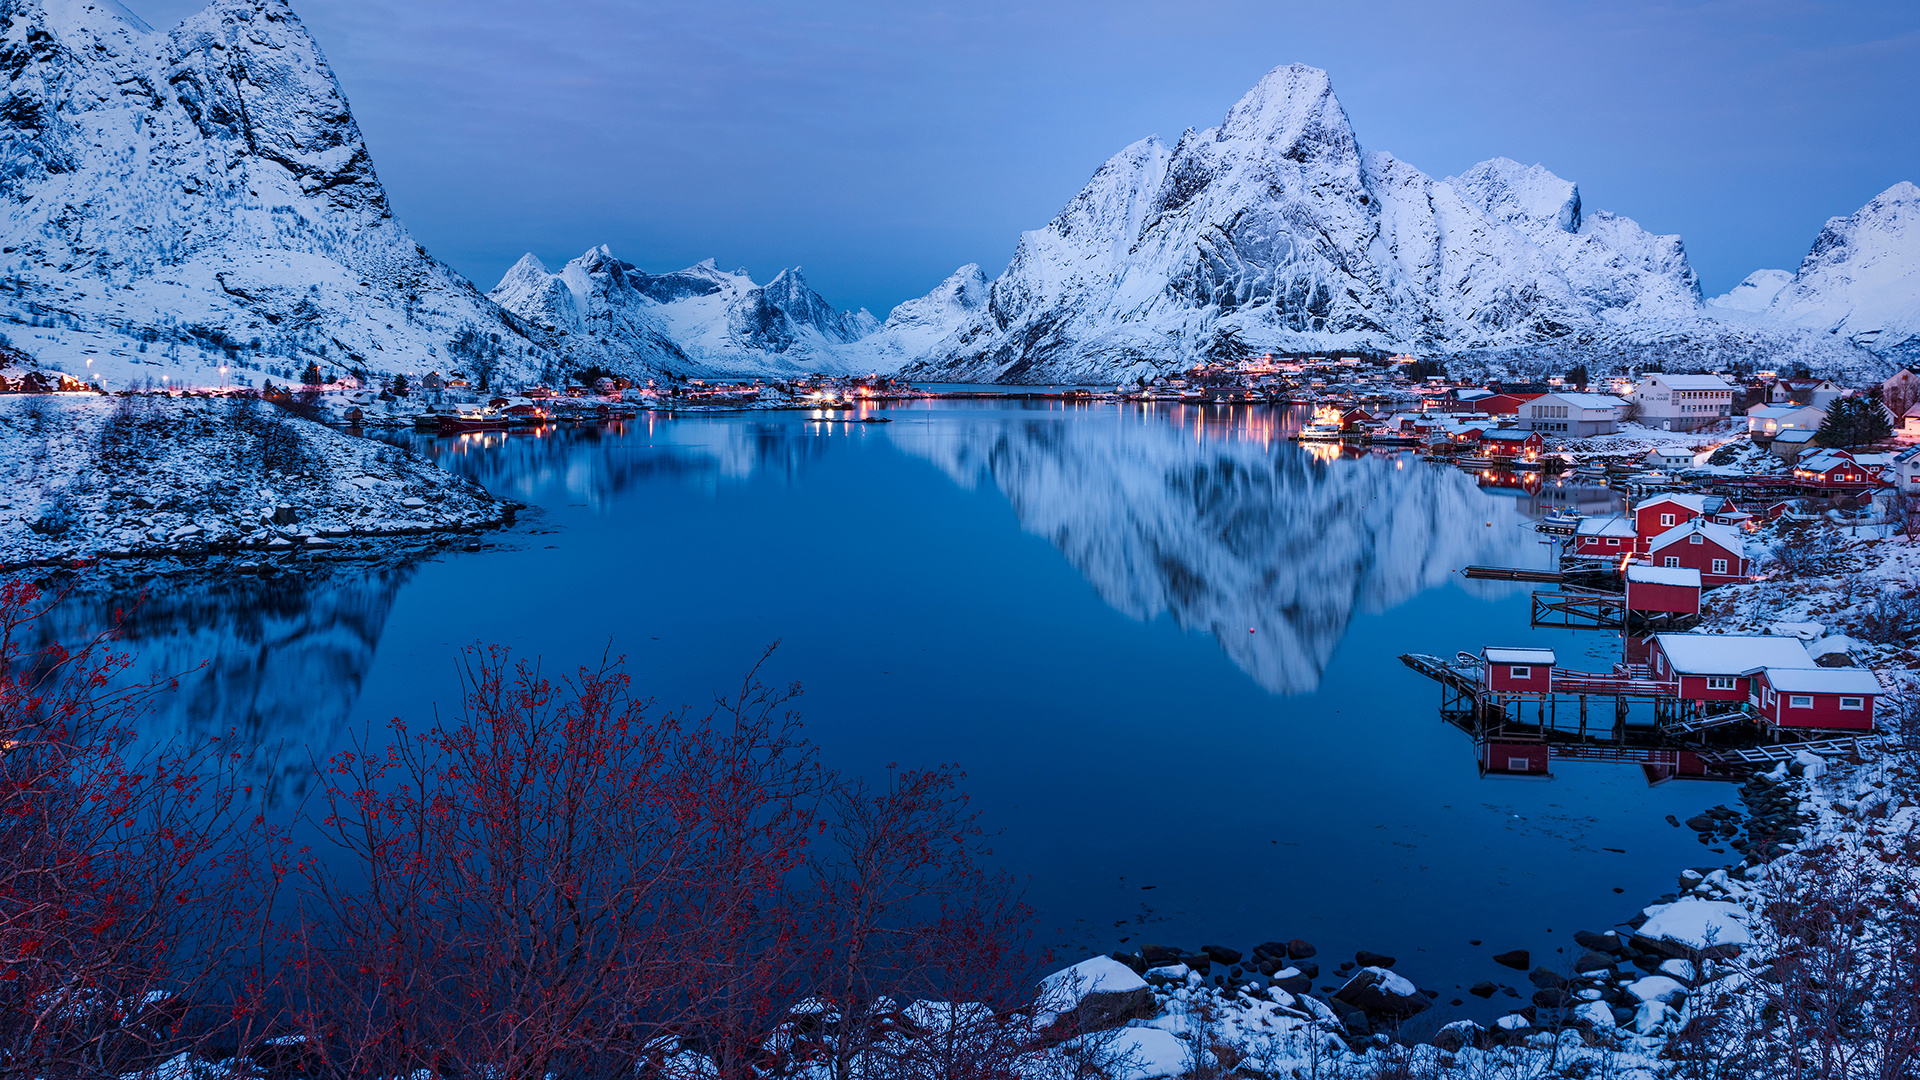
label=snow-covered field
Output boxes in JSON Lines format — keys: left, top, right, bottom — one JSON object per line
{"left": 0, "top": 393, "right": 509, "bottom": 569}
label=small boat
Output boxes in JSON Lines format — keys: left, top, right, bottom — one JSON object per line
{"left": 438, "top": 405, "right": 509, "bottom": 433}
{"left": 1292, "top": 404, "right": 1347, "bottom": 441}
{"left": 1539, "top": 509, "right": 1584, "bottom": 534}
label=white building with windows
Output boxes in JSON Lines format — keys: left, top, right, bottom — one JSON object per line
{"left": 1631, "top": 373, "right": 1735, "bottom": 432}
{"left": 1746, "top": 402, "right": 1827, "bottom": 438}
{"left": 1522, "top": 392, "right": 1626, "bottom": 436}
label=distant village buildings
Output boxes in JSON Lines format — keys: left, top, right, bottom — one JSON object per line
{"left": 1630, "top": 374, "right": 1734, "bottom": 432}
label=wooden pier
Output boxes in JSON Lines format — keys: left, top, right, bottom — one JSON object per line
{"left": 1529, "top": 590, "right": 1700, "bottom": 633}
{"left": 1398, "top": 652, "right": 1871, "bottom": 781}
{"left": 1462, "top": 565, "right": 1564, "bottom": 583}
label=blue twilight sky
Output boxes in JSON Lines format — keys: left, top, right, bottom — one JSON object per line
{"left": 137, "top": 0, "right": 1920, "bottom": 318}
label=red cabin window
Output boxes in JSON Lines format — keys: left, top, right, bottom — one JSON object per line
{"left": 1665, "top": 557, "right": 1680, "bottom": 568}
{"left": 1607, "top": 538, "right": 1620, "bottom": 547}
{"left": 1707, "top": 676, "right": 1735, "bottom": 690}
{"left": 1789, "top": 695, "right": 1814, "bottom": 709}
{"left": 1840, "top": 697, "right": 1864, "bottom": 711}
{"left": 1661, "top": 513, "right": 1676, "bottom": 526}
{"left": 1712, "top": 559, "right": 1728, "bottom": 574}
{"left": 1510, "top": 666, "right": 1531, "bottom": 679}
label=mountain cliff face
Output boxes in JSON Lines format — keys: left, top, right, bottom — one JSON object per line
{"left": 487, "top": 246, "right": 881, "bottom": 376}
{"left": 900, "top": 64, "right": 1909, "bottom": 383}
{"left": 0, "top": 0, "right": 544, "bottom": 387}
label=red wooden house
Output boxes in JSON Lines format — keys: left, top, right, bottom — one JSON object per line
{"left": 1630, "top": 493, "right": 1739, "bottom": 553}
{"left": 1646, "top": 519, "right": 1748, "bottom": 586}
{"left": 1649, "top": 634, "right": 1814, "bottom": 705}
{"left": 1469, "top": 393, "right": 1546, "bottom": 416}
{"left": 1792, "top": 450, "right": 1877, "bottom": 490}
{"left": 1479, "top": 429, "right": 1544, "bottom": 460}
{"left": 1573, "top": 516, "right": 1637, "bottom": 559}
{"left": 1746, "top": 666, "right": 1880, "bottom": 732}
{"left": 1625, "top": 563, "right": 1701, "bottom": 615}
{"left": 1482, "top": 647, "right": 1555, "bottom": 694}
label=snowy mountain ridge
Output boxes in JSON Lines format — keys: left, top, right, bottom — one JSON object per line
{"left": 486, "top": 246, "right": 882, "bottom": 376}
{"left": 897, "top": 64, "right": 1914, "bottom": 383}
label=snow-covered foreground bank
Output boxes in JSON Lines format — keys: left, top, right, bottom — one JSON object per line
{"left": 0, "top": 393, "right": 510, "bottom": 569}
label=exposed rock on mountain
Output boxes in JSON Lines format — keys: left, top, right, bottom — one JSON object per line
{"left": 0, "top": 0, "right": 544, "bottom": 388}
{"left": 487, "top": 246, "right": 881, "bottom": 375}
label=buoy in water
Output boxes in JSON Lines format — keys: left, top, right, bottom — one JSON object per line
{"left": 1249, "top": 628, "right": 1256, "bottom": 633}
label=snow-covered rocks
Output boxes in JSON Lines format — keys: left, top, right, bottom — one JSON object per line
{"left": 1332, "top": 966, "right": 1430, "bottom": 1017}
{"left": 1633, "top": 899, "right": 1751, "bottom": 957}
{"left": 1036, "top": 956, "right": 1152, "bottom": 1031}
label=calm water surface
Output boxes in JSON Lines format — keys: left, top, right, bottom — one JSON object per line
{"left": 65, "top": 400, "right": 1731, "bottom": 1014}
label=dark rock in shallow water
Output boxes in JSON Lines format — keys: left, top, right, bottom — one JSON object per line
{"left": 1274, "top": 975, "right": 1312, "bottom": 994}
{"left": 1201, "top": 945, "right": 1241, "bottom": 965}
{"left": 1529, "top": 968, "right": 1568, "bottom": 990}
{"left": 1469, "top": 982, "right": 1497, "bottom": 998}
{"left": 1575, "top": 952, "right": 1618, "bottom": 975}
{"left": 1180, "top": 954, "right": 1211, "bottom": 975}
{"left": 1354, "top": 950, "right": 1396, "bottom": 969}
{"left": 1256, "top": 959, "right": 1280, "bottom": 976}
{"left": 1295, "top": 961, "right": 1319, "bottom": 979}
{"left": 1666, "top": 814, "right": 1681, "bottom": 827}
{"left": 1574, "top": 930, "right": 1623, "bottom": 953}
{"left": 1287, "top": 938, "right": 1317, "bottom": 960}
{"left": 1335, "top": 967, "right": 1430, "bottom": 1017}
{"left": 1493, "top": 950, "right": 1530, "bottom": 970}
{"left": 1140, "top": 944, "right": 1180, "bottom": 963}
{"left": 1532, "top": 988, "right": 1570, "bottom": 1009}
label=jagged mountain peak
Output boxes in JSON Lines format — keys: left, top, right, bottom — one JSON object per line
{"left": 1215, "top": 63, "right": 1357, "bottom": 165}
{"left": 1448, "top": 157, "right": 1582, "bottom": 234}
{"left": 1764, "top": 180, "right": 1920, "bottom": 354}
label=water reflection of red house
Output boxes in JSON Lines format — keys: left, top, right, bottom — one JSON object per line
{"left": 1476, "top": 470, "right": 1542, "bottom": 495}
{"left": 1482, "top": 741, "right": 1550, "bottom": 777}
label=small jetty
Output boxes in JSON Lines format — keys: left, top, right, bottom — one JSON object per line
{"left": 1462, "top": 565, "right": 1563, "bottom": 582}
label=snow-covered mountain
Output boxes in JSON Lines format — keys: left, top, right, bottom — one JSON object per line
{"left": 0, "top": 0, "right": 551, "bottom": 389}
{"left": 486, "top": 246, "right": 881, "bottom": 376}
{"left": 1759, "top": 182, "right": 1920, "bottom": 359}
{"left": 1708, "top": 269, "right": 1794, "bottom": 314}
{"left": 899, "top": 64, "right": 1910, "bottom": 383}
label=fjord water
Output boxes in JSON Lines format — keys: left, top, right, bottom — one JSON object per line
{"left": 80, "top": 401, "right": 1725, "bottom": 1009}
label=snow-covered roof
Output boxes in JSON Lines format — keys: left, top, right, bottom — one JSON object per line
{"left": 1484, "top": 647, "right": 1555, "bottom": 665}
{"left": 1627, "top": 564, "right": 1701, "bottom": 588}
{"left": 1751, "top": 667, "right": 1882, "bottom": 695}
{"left": 1654, "top": 633, "right": 1812, "bottom": 675}
{"left": 1637, "top": 492, "right": 1724, "bottom": 514}
{"left": 1652, "top": 374, "right": 1735, "bottom": 392}
{"left": 1747, "top": 404, "right": 1821, "bottom": 419}
{"left": 1798, "top": 450, "right": 1858, "bottom": 472}
{"left": 1481, "top": 428, "right": 1536, "bottom": 441}
{"left": 1649, "top": 518, "right": 1745, "bottom": 555}
{"left": 1540, "top": 392, "right": 1627, "bottom": 411}
{"left": 1576, "top": 515, "right": 1636, "bottom": 537}
{"left": 1772, "top": 428, "right": 1818, "bottom": 444}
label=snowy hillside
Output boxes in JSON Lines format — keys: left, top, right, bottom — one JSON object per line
{"left": 898, "top": 64, "right": 1910, "bottom": 384}
{"left": 486, "top": 246, "right": 883, "bottom": 376}
{"left": 0, "top": 0, "right": 553, "bottom": 389}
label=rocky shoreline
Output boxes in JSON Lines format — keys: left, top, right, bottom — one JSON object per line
{"left": 0, "top": 394, "right": 514, "bottom": 573}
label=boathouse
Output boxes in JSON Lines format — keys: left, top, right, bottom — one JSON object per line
{"left": 1480, "top": 429, "right": 1544, "bottom": 460}
{"left": 1625, "top": 564, "right": 1702, "bottom": 615}
{"left": 1482, "top": 647, "right": 1555, "bottom": 694}
{"left": 1646, "top": 519, "right": 1748, "bottom": 585}
{"left": 1746, "top": 667, "right": 1881, "bottom": 732}
{"left": 1649, "top": 634, "right": 1814, "bottom": 704}
{"left": 1573, "top": 516, "right": 1636, "bottom": 558}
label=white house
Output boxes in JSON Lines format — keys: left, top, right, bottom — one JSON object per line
{"left": 1523, "top": 392, "right": 1627, "bottom": 436}
{"left": 1632, "top": 374, "right": 1735, "bottom": 432}
{"left": 1892, "top": 446, "right": 1920, "bottom": 492}
{"left": 1746, "top": 402, "right": 1827, "bottom": 438}
{"left": 1903, "top": 403, "right": 1920, "bottom": 437}
{"left": 1645, "top": 447, "right": 1695, "bottom": 470}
